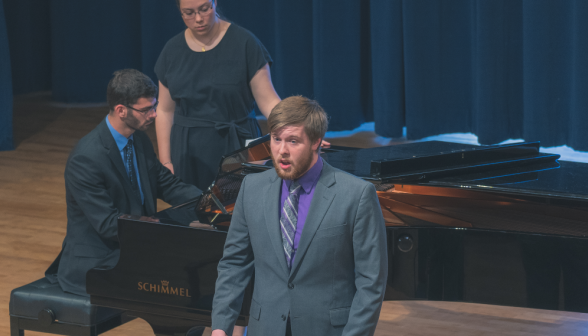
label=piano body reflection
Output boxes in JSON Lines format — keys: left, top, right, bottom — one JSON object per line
{"left": 87, "top": 136, "right": 588, "bottom": 335}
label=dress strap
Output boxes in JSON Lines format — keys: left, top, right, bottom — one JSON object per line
{"left": 173, "top": 110, "right": 256, "bottom": 153}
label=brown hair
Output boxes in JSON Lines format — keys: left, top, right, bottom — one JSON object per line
{"left": 268, "top": 96, "right": 328, "bottom": 144}
{"left": 107, "top": 69, "right": 157, "bottom": 112}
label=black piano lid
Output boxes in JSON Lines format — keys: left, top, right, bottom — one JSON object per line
{"left": 201, "top": 139, "right": 587, "bottom": 210}
{"left": 428, "top": 160, "right": 588, "bottom": 200}
{"left": 321, "top": 141, "right": 478, "bottom": 178}
{"left": 321, "top": 141, "right": 588, "bottom": 201}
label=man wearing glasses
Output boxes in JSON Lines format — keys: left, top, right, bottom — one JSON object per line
{"left": 45, "top": 69, "right": 201, "bottom": 297}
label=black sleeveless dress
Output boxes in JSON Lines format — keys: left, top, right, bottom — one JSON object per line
{"left": 155, "top": 24, "right": 272, "bottom": 190}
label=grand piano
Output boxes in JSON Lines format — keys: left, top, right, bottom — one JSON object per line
{"left": 87, "top": 136, "right": 588, "bottom": 335}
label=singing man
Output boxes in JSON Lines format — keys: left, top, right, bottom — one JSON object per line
{"left": 211, "top": 96, "right": 387, "bottom": 336}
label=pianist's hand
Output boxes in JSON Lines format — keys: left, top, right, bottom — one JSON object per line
{"left": 211, "top": 329, "right": 228, "bottom": 336}
{"left": 189, "top": 220, "right": 201, "bottom": 228}
{"left": 189, "top": 221, "right": 216, "bottom": 230}
{"left": 321, "top": 139, "right": 331, "bottom": 148}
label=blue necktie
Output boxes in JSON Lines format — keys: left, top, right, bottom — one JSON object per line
{"left": 281, "top": 181, "right": 301, "bottom": 269}
{"left": 123, "top": 139, "right": 140, "bottom": 199}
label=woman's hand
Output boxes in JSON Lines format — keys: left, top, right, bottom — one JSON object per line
{"left": 321, "top": 139, "right": 331, "bottom": 148}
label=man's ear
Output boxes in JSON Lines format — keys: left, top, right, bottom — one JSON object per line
{"left": 312, "top": 137, "right": 322, "bottom": 151}
{"left": 113, "top": 104, "right": 127, "bottom": 118}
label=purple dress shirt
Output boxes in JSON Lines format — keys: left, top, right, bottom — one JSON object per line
{"left": 279, "top": 157, "right": 324, "bottom": 265}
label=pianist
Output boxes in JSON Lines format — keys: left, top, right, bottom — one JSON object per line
{"left": 211, "top": 96, "right": 388, "bottom": 336}
{"left": 45, "top": 69, "right": 201, "bottom": 297}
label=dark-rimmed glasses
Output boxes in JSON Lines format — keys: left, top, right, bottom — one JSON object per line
{"left": 125, "top": 101, "right": 159, "bottom": 114}
{"left": 181, "top": 1, "right": 214, "bottom": 20}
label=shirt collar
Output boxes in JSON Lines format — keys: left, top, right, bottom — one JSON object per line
{"left": 105, "top": 115, "right": 133, "bottom": 152}
{"left": 286, "top": 157, "right": 323, "bottom": 194}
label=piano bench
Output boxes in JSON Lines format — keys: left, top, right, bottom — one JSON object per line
{"left": 9, "top": 278, "right": 130, "bottom": 336}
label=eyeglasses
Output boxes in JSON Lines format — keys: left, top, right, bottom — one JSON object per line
{"left": 125, "top": 101, "right": 158, "bottom": 114}
{"left": 181, "top": 2, "right": 214, "bottom": 20}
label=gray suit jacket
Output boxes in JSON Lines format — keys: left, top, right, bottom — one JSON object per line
{"left": 211, "top": 161, "right": 387, "bottom": 336}
{"left": 46, "top": 119, "right": 200, "bottom": 296}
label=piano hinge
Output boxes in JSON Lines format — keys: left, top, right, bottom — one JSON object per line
{"left": 210, "top": 189, "right": 230, "bottom": 215}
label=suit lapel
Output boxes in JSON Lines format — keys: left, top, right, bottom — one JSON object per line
{"left": 264, "top": 171, "right": 290, "bottom": 277}
{"left": 290, "top": 162, "right": 336, "bottom": 276}
{"left": 99, "top": 119, "right": 142, "bottom": 215}
{"left": 99, "top": 120, "right": 129, "bottom": 186}
{"left": 134, "top": 135, "right": 155, "bottom": 215}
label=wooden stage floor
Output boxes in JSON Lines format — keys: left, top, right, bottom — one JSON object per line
{"left": 2, "top": 94, "right": 588, "bottom": 335}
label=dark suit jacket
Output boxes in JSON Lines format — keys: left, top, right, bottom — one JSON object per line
{"left": 211, "top": 162, "right": 388, "bottom": 336}
{"left": 46, "top": 118, "right": 200, "bottom": 296}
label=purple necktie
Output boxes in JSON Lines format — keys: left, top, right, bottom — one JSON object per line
{"left": 280, "top": 181, "right": 301, "bottom": 269}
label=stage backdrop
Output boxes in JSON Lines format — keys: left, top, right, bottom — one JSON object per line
{"left": 3, "top": 0, "right": 588, "bottom": 151}
{"left": 0, "top": 0, "right": 13, "bottom": 151}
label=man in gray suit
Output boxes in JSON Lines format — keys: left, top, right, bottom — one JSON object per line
{"left": 45, "top": 69, "right": 201, "bottom": 297}
{"left": 211, "top": 96, "right": 388, "bottom": 336}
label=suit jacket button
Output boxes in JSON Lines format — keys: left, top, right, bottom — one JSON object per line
{"left": 288, "top": 283, "right": 294, "bottom": 289}
{"left": 282, "top": 314, "right": 287, "bottom": 321}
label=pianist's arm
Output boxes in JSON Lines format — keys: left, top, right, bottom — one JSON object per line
{"left": 153, "top": 154, "right": 201, "bottom": 205}
{"left": 65, "top": 151, "right": 200, "bottom": 242}
{"left": 65, "top": 153, "right": 124, "bottom": 241}
{"left": 211, "top": 175, "right": 255, "bottom": 336}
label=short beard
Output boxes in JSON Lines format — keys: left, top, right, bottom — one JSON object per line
{"left": 123, "top": 111, "right": 149, "bottom": 132}
{"left": 272, "top": 146, "right": 315, "bottom": 180}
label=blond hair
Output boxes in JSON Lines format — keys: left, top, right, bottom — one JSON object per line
{"left": 268, "top": 96, "right": 328, "bottom": 144}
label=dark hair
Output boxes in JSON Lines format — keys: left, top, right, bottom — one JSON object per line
{"left": 106, "top": 69, "right": 157, "bottom": 111}
{"left": 268, "top": 96, "right": 329, "bottom": 144}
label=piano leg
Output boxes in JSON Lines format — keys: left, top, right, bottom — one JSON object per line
{"left": 129, "top": 311, "right": 207, "bottom": 336}
{"left": 521, "top": 235, "right": 588, "bottom": 312}
{"left": 186, "top": 326, "right": 207, "bottom": 336}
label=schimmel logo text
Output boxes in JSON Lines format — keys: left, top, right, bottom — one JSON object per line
{"left": 138, "top": 280, "right": 191, "bottom": 297}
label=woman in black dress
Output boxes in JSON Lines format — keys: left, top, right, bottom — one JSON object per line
{"left": 155, "top": 0, "right": 281, "bottom": 191}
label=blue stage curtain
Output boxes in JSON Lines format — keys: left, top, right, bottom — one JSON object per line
{"left": 3, "top": 0, "right": 588, "bottom": 149}
{"left": 3, "top": 0, "right": 51, "bottom": 95}
{"left": 369, "top": 0, "right": 588, "bottom": 149}
{"left": 140, "top": 0, "right": 185, "bottom": 83}
{"left": 522, "top": 0, "right": 588, "bottom": 150}
{"left": 50, "top": 0, "right": 143, "bottom": 103}
{"left": 401, "top": 0, "right": 474, "bottom": 140}
{"left": 370, "top": 0, "right": 404, "bottom": 138}
{"left": 472, "top": 0, "right": 523, "bottom": 145}
{"left": 48, "top": 0, "right": 185, "bottom": 103}
{"left": 0, "top": 0, "right": 13, "bottom": 151}
{"left": 223, "top": 0, "right": 371, "bottom": 131}
{"left": 398, "top": 0, "right": 525, "bottom": 142}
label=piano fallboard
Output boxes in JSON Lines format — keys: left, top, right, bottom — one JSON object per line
{"left": 87, "top": 209, "right": 251, "bottom": 335}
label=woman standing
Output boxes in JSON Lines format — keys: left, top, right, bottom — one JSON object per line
{"left": 155, "top": 0, "right": 281, "bottom": 190}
